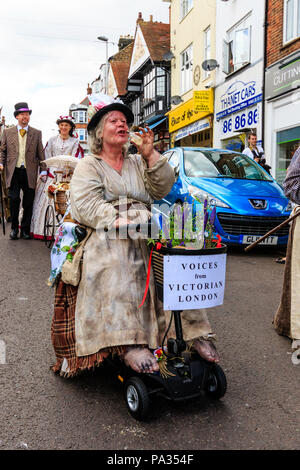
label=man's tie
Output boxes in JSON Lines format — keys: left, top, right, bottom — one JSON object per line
{"left": 19, "top": 129, "right": 26, "bottom": 137}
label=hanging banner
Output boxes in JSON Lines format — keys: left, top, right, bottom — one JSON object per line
{"left": 163, "top": 254, "right": 227, "bottom": 311}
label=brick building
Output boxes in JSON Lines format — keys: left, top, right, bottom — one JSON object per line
{"left": 69, "top": 85, "right": 91, "bottom": 155}
{"left": 264, "top": 0, "right": 300, "bottom": 183}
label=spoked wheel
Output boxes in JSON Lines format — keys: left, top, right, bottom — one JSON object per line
{"left": 124, "top": 377, "right": 150, "bottom": 421}
{"left": 44, "top": 204, "right": 55, "bottom": 249}
{"left": 205, "top": 364, "right": 227, "bottom": 400}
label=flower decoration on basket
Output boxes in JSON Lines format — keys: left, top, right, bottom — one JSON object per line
{"left": 147, "top": 199, "right": 222, "bottom": 251}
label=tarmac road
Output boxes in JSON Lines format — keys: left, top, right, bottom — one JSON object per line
{"left": 0, "top": 230, "right": 298, "bottom": 451}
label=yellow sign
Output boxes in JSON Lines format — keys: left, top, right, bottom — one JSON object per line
{"left": 167, "top": 89, "right": 214, "bottom": 133}
{"left": 193, "top": 90, "right": 214, "bottom": 113}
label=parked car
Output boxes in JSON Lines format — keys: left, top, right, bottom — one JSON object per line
{"left": 153, "top": 147, "right": 292, "bottom": 247}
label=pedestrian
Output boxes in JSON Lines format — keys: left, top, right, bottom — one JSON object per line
{"left": 0, "top": 102, "right": 46, "bottom": 240}
{"left": 30, "top": 115, "right": 84, "bottom": 240}
{"left": 243, "top": 132, "right": 271, "bottom": 174}
{"left": 273, "top": 145, "right": 300, "bottom": 343}
{"left": 50, "top": 95, "right": 220, "bottom": 378}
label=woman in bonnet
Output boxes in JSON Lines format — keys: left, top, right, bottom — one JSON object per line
{"left": 30, "top": 115, "right": 83, "bottom": 240}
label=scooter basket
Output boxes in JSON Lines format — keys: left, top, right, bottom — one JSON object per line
{"left": 151, "top": 244, "right": 227, "bottom": 303}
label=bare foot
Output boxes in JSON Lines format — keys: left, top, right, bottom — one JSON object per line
{"left": 193, "top": 339, "right": 220, "bottom": 363}
{"left": 123, "top": 347, "right": 159, "bottom": 374}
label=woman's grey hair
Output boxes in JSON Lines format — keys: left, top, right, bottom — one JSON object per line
{"left": 88, "top": 111, "right": 130, "bottom": 155}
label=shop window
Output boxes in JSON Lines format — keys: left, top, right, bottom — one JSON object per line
{"left": 180, "top": 44, "right": 193, "bottom": 94}
{"left": 223, "top": 15, "right": 252, "bottom": 75}
{"left": 283, "top": 0, "right": 300, "bottom": 43}
{"left": 276, "top": 126, "right": 300, "bottom": 184}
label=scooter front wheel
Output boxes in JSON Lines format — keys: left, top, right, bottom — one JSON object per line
{"left": 124, "top": 377, "right": 150, "bottom": 421}
{"left": 205, "top": 364, "right": 227, "bottom": 400}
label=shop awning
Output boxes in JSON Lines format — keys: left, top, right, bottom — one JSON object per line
{"left": 148, "top": 117, "right": 167, "bottom": 130}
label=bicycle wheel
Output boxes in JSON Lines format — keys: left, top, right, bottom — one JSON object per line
{"left": 44, "top": 205, "right": 55, "bottom": 249}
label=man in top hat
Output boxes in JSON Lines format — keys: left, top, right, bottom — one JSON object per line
{"left": 0, "top": 102, "right": 46, "bottom": 239}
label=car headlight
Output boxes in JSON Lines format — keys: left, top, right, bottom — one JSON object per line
{"left": 187, "top": 185, "right": 230, "bottom": 208}
{"left": 284, "top": 200, "right": 293, "bottom": 212}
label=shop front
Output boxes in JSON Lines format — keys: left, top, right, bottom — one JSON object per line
{"left": 214, "top": 64, "right": 263, "bottom": 153}
{"left": 265, "top": 50, "right": 300, "bottom": 185}
{"left": 167, "top": 90, "right": 214, "bottom": 149}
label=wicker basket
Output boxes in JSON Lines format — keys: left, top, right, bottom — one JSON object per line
{"left": 151, "top": 244, "right": 227, "bottom": 302}
{"left": 55, "top": 190, "right": 68, "bottom": 215}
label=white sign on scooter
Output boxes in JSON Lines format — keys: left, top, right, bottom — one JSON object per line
{"left": 163, "top": 254, "right": 227, "bottom": 311}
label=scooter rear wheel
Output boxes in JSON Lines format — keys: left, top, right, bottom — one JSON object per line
{"left": 125, "top": 377, "right": 150, "bottom": 421}
{"left": 205, "top": 364, "right": 227, "bottom": 399}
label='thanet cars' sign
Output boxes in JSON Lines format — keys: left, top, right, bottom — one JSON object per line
{"left": 216, "top": 80, "right": 262, "bottom": 120}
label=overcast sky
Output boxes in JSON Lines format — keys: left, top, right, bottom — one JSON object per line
{"left": 0, "top": 0, "right": 170, "bottom": 142}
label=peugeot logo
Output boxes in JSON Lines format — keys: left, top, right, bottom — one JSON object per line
{"left": 249, "top": 199, "right": 267, "bottom": 210}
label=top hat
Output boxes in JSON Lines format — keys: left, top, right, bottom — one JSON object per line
{"left": 87, "top": 93, "right": 134, "bottom": 134}
{"left": 14, "top": 102, "right": 32, "bottom": 118}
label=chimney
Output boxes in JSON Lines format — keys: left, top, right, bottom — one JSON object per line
{"left": 118, "top": 35, "right": 134, "bottom": 51}
{"left": 137, "top": 12, "right": 143, "bottom": 24}
{"left": 150, "top": 15, "right": 153, "bottom": 22}
{"left": 87, "top": 83, "right": 92, "bottom": 95}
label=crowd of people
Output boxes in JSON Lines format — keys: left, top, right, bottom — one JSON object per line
{"left": 0, "top": 98, "right": 299, "bottom": 379}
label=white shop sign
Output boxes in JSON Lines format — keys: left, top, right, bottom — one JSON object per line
{"left": 163, "top": 254, "right": 227, "bottom": 311}
{"left": 221, "top": 104, "right": 260, "bottom": 135}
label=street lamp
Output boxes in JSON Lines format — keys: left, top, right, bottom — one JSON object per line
{"left": 97, "top": 35, "right": 109, "bottom": 94}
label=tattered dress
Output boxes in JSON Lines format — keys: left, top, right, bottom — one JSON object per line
{"left": 51, "top": 153, "right": 214, "bottom": 376}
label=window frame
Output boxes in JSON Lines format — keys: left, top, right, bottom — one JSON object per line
{"left": 180, "top": 43, "right": 193, "bottom": 94}
{"left": 283, "top": 0, "right": 300, "bottom": 44}
{"left": 223, "top": 15, "right": 252, "bottom": 75}
{"left": 204, "top": 26, "right": 211, "bottom": 79}
{"left": 180, "top": 0, "right": 193, "bottom": 21}
{"left": 77, "top": 128, "right": 87, "bottom": 142}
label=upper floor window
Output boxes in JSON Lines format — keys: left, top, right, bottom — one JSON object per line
{"left": 223, "top": 15, "right": 251, "bottom": 75}
{"left": 180, "top": 44, "right": 193, "bottom": 94}
{"left": 144, "top": 68, "right": 156, "bottom": 103}
{"left": 77, "top": 128, "right": 87, "bottom": 142}
{"left": 156, "top": 67, "right": 166, "bottom": 96}
{"left": 204, "top": 27, "right": 211, "bottom": 79}
{"left": 72, "top": 110, "right": 87, "bottom": 124}
{"left": 180, "top": 0, "right": 193, "bottom": 20}
{"left": 284, "top": 0, "right": 300, "bottom": 43}
{"left": 132, "top": 97, "right": 141, "bottom": 126}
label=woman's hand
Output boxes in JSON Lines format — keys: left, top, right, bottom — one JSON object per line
{"left": 135, "top": 125, "right": 160, "bottom": 168}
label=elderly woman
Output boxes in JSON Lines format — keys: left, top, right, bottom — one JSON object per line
{"left": 51, "top": 99, "right": 219, "bottom": 377}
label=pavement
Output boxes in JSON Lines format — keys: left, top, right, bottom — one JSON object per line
{"left": 0, "top": 230, "right": 299, "bottom": 451}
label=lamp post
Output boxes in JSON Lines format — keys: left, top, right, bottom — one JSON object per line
{"left": 97, "top": 35, "right": 109, "bottom": 94}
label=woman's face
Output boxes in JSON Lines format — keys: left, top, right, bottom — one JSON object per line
{"left": 59, "top": 122, "right": 72, "bottom": 137}
{"left": 101, "top": 111, "right": 128, "bottom": 147}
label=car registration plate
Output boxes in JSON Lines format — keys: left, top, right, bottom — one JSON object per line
{"left": 242, "top": 235, "right": 278, "bottom": 245}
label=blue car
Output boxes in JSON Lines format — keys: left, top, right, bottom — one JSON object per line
{"left": 154, "top": 147, "right": 291, "bottom": 247}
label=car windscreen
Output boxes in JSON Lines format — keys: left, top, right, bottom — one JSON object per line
{"left": 183, "top": 149, "right": 273, "bottom": 181}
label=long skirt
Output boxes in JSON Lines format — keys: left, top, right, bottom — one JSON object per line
{"left": 273, "top": 210, "right": 300, "bottom": 340}
{"left": 30, "top": 174, "right": 55, "bottom": 240}
{"left": 51, "top": 279, "right": 214, "bottom": 378}
{"left": 51, "top": 280, "right": 129, "bottom": 377}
